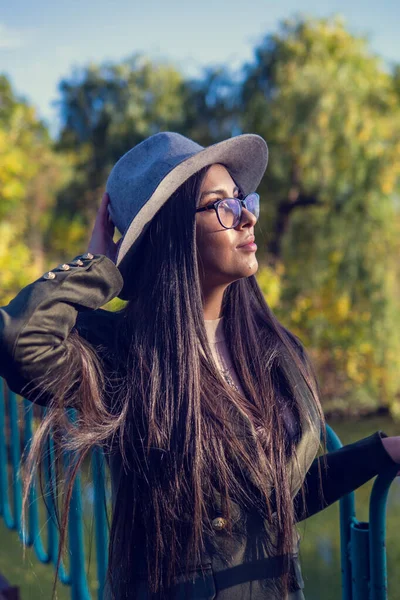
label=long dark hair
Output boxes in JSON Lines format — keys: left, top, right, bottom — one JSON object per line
{"left": 22, "top": 165, "right": 325, "bottom": 599}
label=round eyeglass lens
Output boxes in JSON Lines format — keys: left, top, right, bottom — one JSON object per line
{"left": 245, "top": 193, "right": 260, "bottom": 219}
{"left": 217, "top": 199, "right": 241, "bottom": 228}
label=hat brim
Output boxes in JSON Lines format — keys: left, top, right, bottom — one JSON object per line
{"left": 115, "top": 134, "right": 268, "bottom": 299}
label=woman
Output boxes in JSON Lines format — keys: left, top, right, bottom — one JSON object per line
{"left": 0, "top": 131, "right": 399, "bottom": 600}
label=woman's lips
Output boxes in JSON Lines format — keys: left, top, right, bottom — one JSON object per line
{"left": 237, "top": 236, "right": 257, "bottom": 251}
{"left": 238, "top": 242, "right": 257, "bottom": 251}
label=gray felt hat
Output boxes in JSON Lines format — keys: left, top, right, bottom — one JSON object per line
{"left": 106, "top": 131, "right": 268, "bottom": 299}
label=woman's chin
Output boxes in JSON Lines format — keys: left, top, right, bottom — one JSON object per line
{"left": 242, "top": 257, "right": 259, "bottom": 276}
{"left": 232, "top": 260, "right": 259, "bottom": 281}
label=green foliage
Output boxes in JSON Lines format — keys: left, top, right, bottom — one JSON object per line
{"left": 0, "top": 76, "right": 70, "bottom": 302}
{"left": 180, "top": 67, "right": 241, "bottom": 146}
{"left": 243, "top": 17, "right": 400, "bottom": 416}
{"left": 0, "top": 222, "right": 38, "bottom": 303}
{"left": 58, "top": 56, "right": 186, "bottom": 150}
{"left": 53, "top": 55, "right": 188, "bottom": 238}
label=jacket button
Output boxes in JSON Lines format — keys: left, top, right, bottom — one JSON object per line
{"left": 71, "top": 259, "right": 84, "bottom": 266}
{"left": 58, "top": 263, "right": 70, "bottom": 271}
{"left": 212, "top": 517, "right": 228, "bottom": 531}
{"left": 43, "top": 272, "right": 56, "bottom": 280}
{"left": 81, "top": 252, "right": 94, "bottom": 260}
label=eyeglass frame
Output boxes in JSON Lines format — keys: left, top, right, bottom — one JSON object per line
{"left": 195, "top": 192, "right": 260, "bottom": 230}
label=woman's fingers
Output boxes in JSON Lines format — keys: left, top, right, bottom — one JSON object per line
{"left": 92, "top": 194, "right": 108, "bottom": 231}
{"left": 99, "top": 192, "right": 109, "bottom": 218}
{"left": 87, "top": 192, "right": 117, "bottom": 256}
{"left": 99, "top": 192, "right": 116, "bottom": 235}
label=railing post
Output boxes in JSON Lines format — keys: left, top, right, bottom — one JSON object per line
{"left": 349, "top": 519, "right": 370, "bottom": 599}
{"left": 64, "top": 409, "right": 91, "bottom": 600}
{"left": 8, "top": 391, "right": 23, "bottom": 539}
{"left": 0, "top": 379, "right": 14, "bottom": 529}
{"left": 326, "top": 424, "right": 356, "bottom": 600}
{"left": 68, "top": 463, "right": 91, "bottom": 600}
{"left": 92, "top": 446, "right": 109, "bottom": 600}
{"left": 369, "top": 465, "right": 398, "bottom": 600}
{"left": 22, "top": 400, "right": 52, "bottom": 561}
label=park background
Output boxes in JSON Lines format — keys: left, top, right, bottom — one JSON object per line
{"left": 1, "top": 0, "right": 400, "bottom": 598}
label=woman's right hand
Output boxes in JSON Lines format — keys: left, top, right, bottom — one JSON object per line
{"left": 87, "top": 193, "right": 122, "bottom": 264}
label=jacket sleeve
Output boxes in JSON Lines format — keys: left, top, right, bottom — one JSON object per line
{"left": 294, "top": 430, "right": 399, "bottom": 522}
{"left": 0, "top": 253, "right": 124, "bottom": 405}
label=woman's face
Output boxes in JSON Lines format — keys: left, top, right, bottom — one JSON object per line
{"left": 195, "top": 164, "right": 258, "bottom": 290}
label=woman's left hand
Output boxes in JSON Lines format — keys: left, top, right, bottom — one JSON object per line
{"left": 381, "top": 437, "right": 400, "bottom": 474}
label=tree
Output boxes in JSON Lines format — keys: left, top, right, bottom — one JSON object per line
{"left": 242, "top": 17, "right": 400, "bottom": 415}
{"left": 54, "top": 56, "right": 187, "bottom": 231}
{"left": 180, "top": 66, "right": 241, "bottom": 146}
{"left": 0, "top": 76, "right": 68, "bottom": 303}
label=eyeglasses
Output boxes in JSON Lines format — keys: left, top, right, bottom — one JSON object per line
{"left": 195, "top": 192, "right": 260, "bottom": 230}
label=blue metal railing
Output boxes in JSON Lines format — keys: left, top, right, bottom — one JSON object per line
{"left": 0, "top": 377, "right": 398, "bottom": 599}
{"left": 0, "top": 379, "right": 102, "bottom": 599}
{"left": 326, "top": 425, "right": 398, "bottom": 600}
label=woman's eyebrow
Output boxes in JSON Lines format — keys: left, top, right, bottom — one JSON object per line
{"left": 199, "top": 186, "right": 239, "bottom": 201}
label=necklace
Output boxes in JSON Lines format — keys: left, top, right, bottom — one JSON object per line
{"left": 221, "top": 367, "right": 240, "bottom": 392}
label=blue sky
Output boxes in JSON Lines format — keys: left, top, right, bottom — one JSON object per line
{"left": 1, "top": 0, "right": 399, "bottom": 134}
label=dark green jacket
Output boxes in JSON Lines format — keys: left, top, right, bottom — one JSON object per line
{"left": 0, "top": 253, "right": 397, "bottom": 599}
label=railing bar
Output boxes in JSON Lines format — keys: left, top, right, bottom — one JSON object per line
{"left": 92, "top": 446, "right": 109, "bottom": 599}
{"left": 0, "top": 378, "right": 16, "bottom": 528}
{"left": 369, "top": 465, "right": 398, "bottom": 600}
{"left": 47, "top": 427, "right": 71, "bottom": 584}
{"left": 9, "top": 391, "right": 23, "bottom": 539}
{"left": 22, "top": 401, "right": 52, "bottom": 562}
{"left": 64, "top": 408, "right": 91, "bottom": 600}
{"left": 326, "top": 424, "right": 356, "bottom": 600}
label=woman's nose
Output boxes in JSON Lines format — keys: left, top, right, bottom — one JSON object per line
{"left": 238, "top": 207, "right": 257, "bottom": 228}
